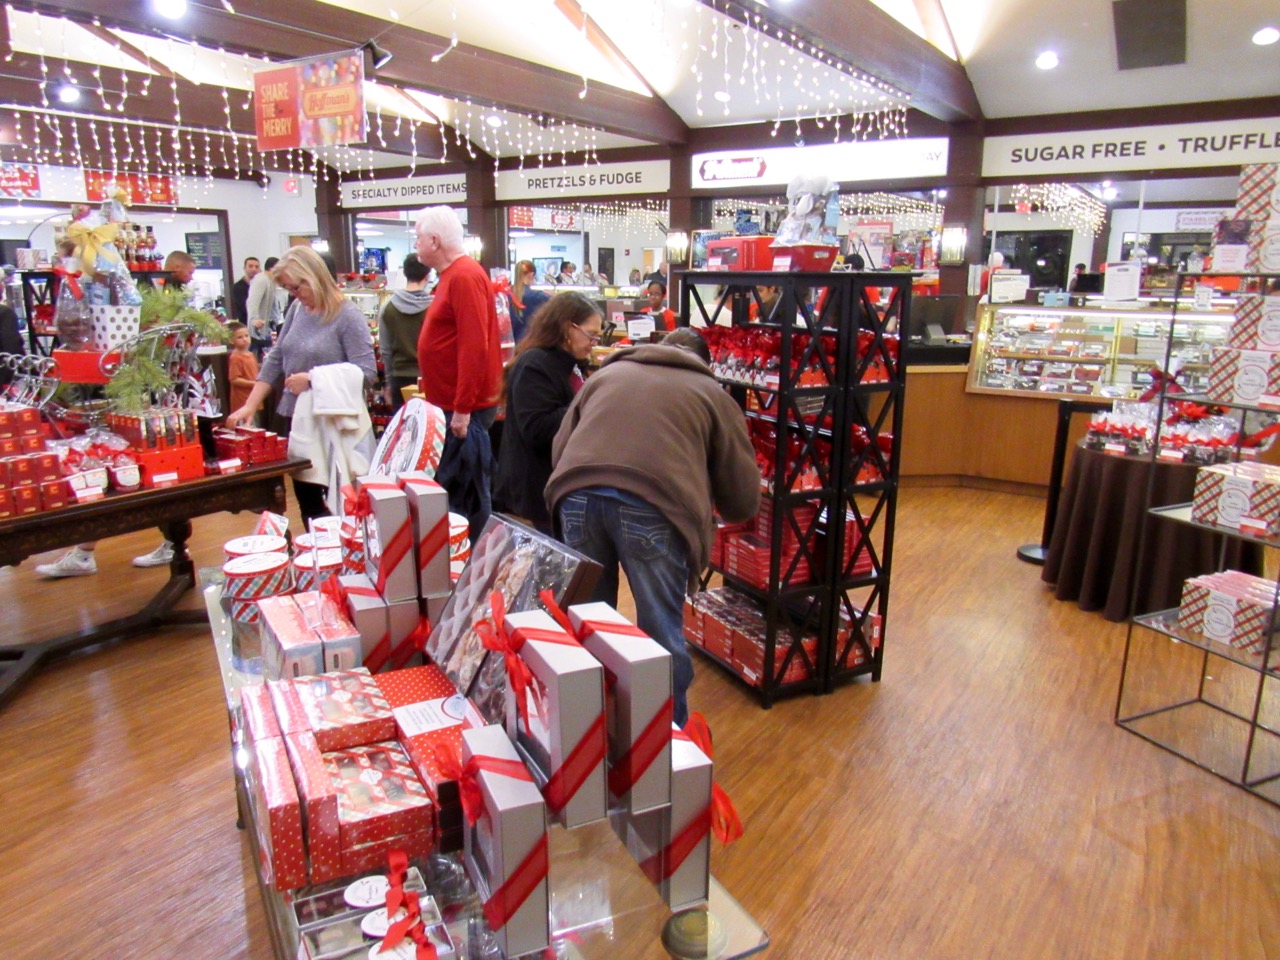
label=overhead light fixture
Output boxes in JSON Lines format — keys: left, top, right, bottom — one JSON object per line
{"left": 1254, "top": 26, "right": 1280, "bottom": 45}
{"left": 713, "top": 91, "right": 731, "bottom": 103}
{"left": 936, "top": 189, "right": 948, "bottom": 199}
{"left": 1102, "top": 186, "right": 1118, "bottom": 200}
{"left": 1035, "top": 50, "right": 1059, "bottom": 70}
{"left": 55, "top": 83, "right": 80, "bottom": 104}
{"left": 938, "top": 226, "right": 968, "bottom": 265}
{"left": 152, "top": 0, "right": 189, "bottom": 19}
{"left": 485, "top": 115, "right": 503, "bottom": 129}
{"left": 364, "top": 39, "right": 394, "bottom": 71}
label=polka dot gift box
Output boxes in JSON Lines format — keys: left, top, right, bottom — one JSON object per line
{"left": 88, "top": 304, "right": 140, "bottom": 352}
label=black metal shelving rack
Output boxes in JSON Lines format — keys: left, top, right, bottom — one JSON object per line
{"left": 679, "top": 269, "right": 911, "bottom": 706}
{"left": 1115, "top": 270, "right": 1280, "bottom": 805}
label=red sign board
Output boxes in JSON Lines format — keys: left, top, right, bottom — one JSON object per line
{"left": 508, "top": 206, "right": 534, "bottom": 228}
{"left": 84, "top": 170, "right": 177, "bottom": 205}
{"left": 254, "top": 51, "right": 366, "bottom": 151}
{"left": 697, "top": 156, "right": 767, "bottom": 182}
{"left": 0, "top": 163, "right": 40, "bottom": 198}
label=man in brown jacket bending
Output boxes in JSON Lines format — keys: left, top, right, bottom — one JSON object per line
{"left": 545, "top": 329, "right": 760, "bottom": 724}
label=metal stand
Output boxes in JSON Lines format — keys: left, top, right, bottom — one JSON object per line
{"left": 1017, "top": 398, "right": 1111, "bottom": 565}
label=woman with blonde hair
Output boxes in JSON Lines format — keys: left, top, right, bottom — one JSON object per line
{"left": 227, "top": 245, "right": 377, "bottom": 522}
{"left": 510, "top": 259, "right": 550, "bottom": 342}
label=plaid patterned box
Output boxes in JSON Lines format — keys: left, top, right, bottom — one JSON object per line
{"left": 323, "top": 739, "right": 435, "bottom": 849}
{"left": 1191, "top": 463, "right": 1280, "bottom": 534}
{"left": 1206, "top": 348, "right": 1280, "bottom": 407}
{"left": 1178, "top": 576, "right": 1275, "bottom": 654}
{"left": 1228, "top": 296, "right": 1280, "bottom": 351}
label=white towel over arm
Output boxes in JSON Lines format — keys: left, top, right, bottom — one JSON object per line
{"left": 287, "top": 362, "right": 375, "bottom": 514}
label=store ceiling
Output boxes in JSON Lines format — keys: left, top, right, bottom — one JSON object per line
{"left": 0, "top": 1, "right": 1275, "bottom": 168}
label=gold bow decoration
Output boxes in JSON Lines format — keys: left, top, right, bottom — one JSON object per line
{"left": 66, "top": 221, "right": 120, "bottom": 269}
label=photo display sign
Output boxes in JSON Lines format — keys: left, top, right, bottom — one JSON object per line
{"left": 254, "top": 50, "right": 366, "bottom": 152}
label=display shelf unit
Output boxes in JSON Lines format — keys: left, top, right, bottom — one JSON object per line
{"left": 202, "top": 573, "right": 770, "bottom": 960}
{"left": 1115, "top": 271, "right": 1280, "bottom": 805}
{"left": 680, "top": 269, "right": 909, "bottom": 706}
{"left": 967, "top": 300, "right": 1234, "bottom": 400}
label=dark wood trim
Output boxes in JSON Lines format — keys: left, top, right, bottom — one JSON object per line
{"left": 984, "top": 96, "right": 1280, "bottom": 136}
{"left": 705, "top": 0, "right": 982, "bottom": 122}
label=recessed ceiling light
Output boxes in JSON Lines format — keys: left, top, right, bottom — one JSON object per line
{"left": 1102, "top": 187, "right": 1118, "bottom": 200}
{"left": 936, "top": 189, "right": 948, "bottom": 199}
{"left": 56, "top": 83, "right": 80, "bottom": 104}
{"left": 486, "top": 115, "right": 504, "bottom": 129}
{"left": 1035, "top": 50, "right": 1059, "bottom": 70}
{"left": 713, "top": 91, "right": 731, "bottom": 103}
{"left": 1254, "top": 26, "right": 1280, "bottom": 45}
{"left": 152, "top": 0, "right": 189, "bottom": 19}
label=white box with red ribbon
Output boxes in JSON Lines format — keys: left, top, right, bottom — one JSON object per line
{"left": 502, "top": 608, "right": 608, "bottom": 828}
{"left": 335, "top": 573, "right": 390, "bottom": 668}
{"left": 399, "top": 470, "right": 451, "bottom": 601}
{"left": 568, "top": 601, "right": 673, "bottom": 814}
{"left": 260, "top": 595, "right": 324, "bottom": 681}
{"left": 357, "top": 475, "right": 418, "bottom": 603}
{"left": 461, "top": 723, "right": 549, "bottom": 959}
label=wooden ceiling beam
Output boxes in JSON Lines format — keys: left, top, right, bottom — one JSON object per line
{"left": 11, "top": 0, "right": 688, "bottom": 146}
{"left": 710, "top": 0, "right": 982, "bottom": 122}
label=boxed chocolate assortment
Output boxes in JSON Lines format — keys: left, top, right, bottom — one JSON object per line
{"left": 1191, "top": 461, "right": 1280, "bottom": 535}
{"left": 1206, "top": 347, "right": 1280, "bottom": 408}
{"left": 324, "top": 740, "right": 435, "bottom": 872}
{"left": 293, "top": 668, "right": 396, "bottom": 752}
{"left": 568, "top": 601, "right": 673, "bottom": 814}
{"left": 462, "top": 723, "right": 550, "bottom": 959}
{"left": 1178, "top": 570, "right": 1279, "bottom": 655}
{"left": 252, "top": 735, "right": 307, "bottom": 891}
{"left": 502, "top": 608, "right": 608, "bottom": 828}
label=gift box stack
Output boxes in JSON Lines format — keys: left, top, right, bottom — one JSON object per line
{"left": 103, "top": 408, "right": 207, "bottom": 487}
{"left": 1191, "top": 461, "right": 1280, "bottom": 536}
{"left": 236, "top": 664, "right": 480, "bottom": 891}
{"left": 211, "top": 423, "right": 290, "bottom": 469}
{"left": 701, "top": 325, "right": 898, "bottom": 390}
{"left": 260, "top": 591, "right": 364, "bottom": 679}
{"left": 1217, "top": 163, "right": 1280, "bottom": 275}
{"left": 1178, "top": 570, "right": 1279, "bottom": 655}
{"left": 328, "top": 472, "right": 451, "bottom": 677}
{"left": 1207, "top": 293, "right": 1280, "bottom": 408}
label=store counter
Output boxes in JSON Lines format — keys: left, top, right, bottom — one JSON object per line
{"left": 1040, "top": 444, "right": 1256, "bottom": 621}
{"left": 0, "top": 457, "right": 306, "bottom": 709}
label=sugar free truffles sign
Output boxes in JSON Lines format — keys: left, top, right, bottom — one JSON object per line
{"left": 983, "top": 117, "right": 1280, "bottom": 177}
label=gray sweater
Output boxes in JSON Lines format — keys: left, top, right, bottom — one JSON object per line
{"left": 258, "top": 299, "right": 377, "bottom": 417}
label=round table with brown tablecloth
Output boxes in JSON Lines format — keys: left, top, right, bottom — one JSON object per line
{"left": 1041, "top": 442, "right": 1258, "bottom": 622}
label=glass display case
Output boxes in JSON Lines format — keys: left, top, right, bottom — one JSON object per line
{"left": 966, "top": 301, "right": 1234, "bottom": 399}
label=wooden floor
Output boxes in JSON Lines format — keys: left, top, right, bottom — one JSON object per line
{"left": 3, "top": 488, "right": 1280, "bottom": 960}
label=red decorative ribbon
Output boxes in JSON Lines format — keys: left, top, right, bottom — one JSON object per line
{"left": 409, "top": 924, "right": 439, "bottom": 960}
{"left": 482, "top": 832, "right": 549, "bottom": 934}
{"left": 542, "top": 711, "right": 607, "bottom": 815}
{"left": 476, "top": 593, "right": 534, "bottom": 732}
{"left": 390, "top": 616, "right": 433, "bottom": 671}
{"left": 539, "top": 588, "right": 648, "bottom": 642}
{"left": 53, "top": 264, "right": 83, "bottom": 300}
{"left": 675, "top": 714, "right": 744, "bottom": 845}
{"left": 418, "top": 513, "right": 448, "bottom": 573}
{"left": 454, "top": 749, "right": 535, "bottom": 827}
{"left": 639, "top": 807, "right": 710, "bottom": 883}
{"left": 385, "top": 849, "right": 409, "bottom": 915}
{"left": 341, "top": 483, "right": 371, "bottom": 520}
{"left": 320, "top": 574, "right": 379, "bottom": 612}
{"left": 375, "top": 517, "right": 415, "bottom": 595}
{"left": 1245, "top": 422, "right": 1280, "bottom": 448}
{"left": 381, "top": 889, "right": 422, "bottom": 952}
{"left": 607, "top": 697, "right": 674, "bottom": 799}
{"left": 1137, "top": 366, "right": 1186, "bottom": 403}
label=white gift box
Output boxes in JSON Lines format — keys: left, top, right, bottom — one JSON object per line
{"left": 462, "top": 724, "right": 549, "bottom": 959}
{"left": 385, "top": 595, "right": 427, "bottom": 672}
{"left": 358, "top": 475, "right": 418, "bottom": 603}
{"left": 610, "top": 723, "right": 713, "bottom": 910}
{"left": 502, "top": 609, "right": 607, "bottom": 828}
{"left": 295, "top": 591, "right": 362, "bottom": 673}
{"left": 399, "top": 471, "right": 451, "bottom": 600}
{"left": 260, "top": 595, "right": 324, "bottom": 680}
{"left": 336, "top": 573, "right": 390, "bottom": 669}
{"left": 568, "top": 601, "right": 673, "bottom": 813}
{"left": 89, "top": 304, "right": 140, "bottom": 351}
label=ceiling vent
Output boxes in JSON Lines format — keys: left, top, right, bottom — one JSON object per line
{"left": 1112, "top": 0, "right": 1187, "bottom": 69}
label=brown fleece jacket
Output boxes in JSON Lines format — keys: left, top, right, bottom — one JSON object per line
{"left": 545, "top": 344, "right": 761, "bottom": 577}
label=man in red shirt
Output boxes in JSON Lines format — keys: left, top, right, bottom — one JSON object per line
{"left": 414, "top": 206, "right": 503, "bottom": 438}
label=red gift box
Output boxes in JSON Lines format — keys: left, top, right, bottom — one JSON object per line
{"left": 3, "top": 454, "right": 35, "bottom": 486}
{"left": 0, "top": 408, "right": 15, "bottom": 439}
{"left": 0, "top": 438, "right": 19, "bottom": 457}
{"left": 252, "top": 736, "right": 306, "bottom": 891}
{"left": 39, "top": 479, "right": 69, "bottom": 511}
{"left": 293, "top": 667, "right": 396, "bottom": 752}
{"left": 267, "top": 677, "right": 311, "bottom": 735}
{"left": 12, "top": 485, "right": 40, "bottom": 515}
{"left": 682, "top": 599, "right": 703, "bottom": 646}
{"left": 52, "top": 347, "right": 119, "bottom": 385}
{"left": 0, "top": 488, "right": 14, "bottom": 519}
{"left": 29, "top": 452, "right": 58, "bottom": 483}
{"left": 705, "top": 236, "right": 775, "bottom": 271}
{"left": 340, "top": 830, "right": 434, "bottom": 876}
{"left": 324, "top": 740, "right": 435, "bottom": 848}
{"left": 284, "top": 731, "right": 342, "bottom": 883}
{"left": 771, "top": 243, "right": 837, "bottom": 272}
{"left": 379, "top": 664, "right": 471, "bottom": 826}
{"left": 19, "top": 435, "right": 41, "bottom": 452}
{"left": 240, "top": 684, "right": 281, "bottom": 742}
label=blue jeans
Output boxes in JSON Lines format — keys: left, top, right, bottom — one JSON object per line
{"left": 558, "top": 491, "right": 694, "bottom": 726}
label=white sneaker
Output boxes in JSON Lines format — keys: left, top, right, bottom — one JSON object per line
{"left": 133, "top": 541, "right": 175, "bottom": 568}
{"left": 35, "top": 547, "right": 98, "bottom": 578}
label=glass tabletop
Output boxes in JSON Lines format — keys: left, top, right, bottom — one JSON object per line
{"left": 201, "top": 572, "right": 769, "bottom": 959}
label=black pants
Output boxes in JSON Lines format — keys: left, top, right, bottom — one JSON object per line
{"left": 275, "top": 413, "right": 332, "bottom": 526}
{"left": 389, "top": 375, "right": 418, "bottom": 413}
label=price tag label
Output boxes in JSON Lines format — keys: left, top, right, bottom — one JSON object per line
{"left": 1103, "top": 442, "right": 1128, "bottom": 456}
{"left": 1157, "top": 447, "right": 1185, "bottom": 462}
{"left": 151, "top": 471, "right": 180, "bottom": 489}
{"left": 1193, "top": 284, "right": 1214, "bottom": 311}
{"left": 1240, "top": 516, "right": 1269, "bottom": 536}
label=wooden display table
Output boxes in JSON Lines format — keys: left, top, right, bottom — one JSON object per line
{"left": 0, "top": 457, "right": 307, "bottom": 708}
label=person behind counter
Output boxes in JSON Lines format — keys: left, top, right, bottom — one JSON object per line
{"left": 511, "top": 259, "right": 551, "bottom": 343}
{"left": 226, "top": 245, "right": 377, "bottom": 523}
{"left": 557, "top": 262, "right": 577, "bottom": 284}
{"left": 643, "top": 280, "right": 676, "bottom": 332}
{"left": 494, "top": 293, "right": 602, "bottom": 532}
{"left": 379, "top": 253, "right": 431, "bottom": 413}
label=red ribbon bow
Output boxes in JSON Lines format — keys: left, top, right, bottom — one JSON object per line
{"left": 676, "top": 713, "right": 744, "bottom": 845}
{"left": 381, "top": 889, "right": 422, "bottom": 952}
{"left": 53, "top": 264, "right": 84, "bottom": 300}
{"left": 404, "top": 615, "right": 432, "bottom": 654}
{"left": 1137, "top": 365, "right": 1186, "bottom": 403}
{"left": 475, "top": 592, "right": 534, "bottom": 732}
{"left": 385, "top": 849, "right": 409, "bottom": 915}
{"left": 341, "top": 483, "right": 372, "bottom": 520}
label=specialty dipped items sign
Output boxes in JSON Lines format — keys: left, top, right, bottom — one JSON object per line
{"left": 254, "top": 50, "right": 366, "bottom": 152}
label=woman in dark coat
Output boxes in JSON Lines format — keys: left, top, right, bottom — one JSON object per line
{"left": 494, "top": 292, "right": 602, "bottom": 531}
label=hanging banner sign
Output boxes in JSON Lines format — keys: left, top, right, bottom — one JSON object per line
{"left": 254, "top": 50, "right": 366, "bottom": 152}
{"left": 340, "top": 173, "right": 467, "bottom": 208}
{"left": 690, "top": 138, "right": 949, "bottom": 190}
{"left": 84, "top": 169, "right": 177, "bottom": 204}
{"left": 495, "top": 160, "right": 669, "bottom": 201}
{"left": 982, "top": 117, "right": 1280, "bottom": 178}
{"left": 1175, "top": 209, "right": 1233, "bottom": 232}
{"left": 0, "top": 162, "right": 40, "bottom": 198}
{"left": 508, "top": 207, "right": 579, "bottom": 231}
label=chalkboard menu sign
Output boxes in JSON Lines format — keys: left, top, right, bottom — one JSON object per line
{"left": 185, "top": 231, "right": 227, "bottom": 272}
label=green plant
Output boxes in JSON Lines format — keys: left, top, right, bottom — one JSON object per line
{"left": 103, "top": 352, "right": 171, "bottom": 414}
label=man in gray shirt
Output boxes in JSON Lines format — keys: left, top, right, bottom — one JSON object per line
{"left": 246, "top": 255, "right": 281, "bottom": 360}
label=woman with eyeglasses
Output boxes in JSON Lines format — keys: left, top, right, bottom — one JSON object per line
{"left": 226, "top": 245, "right": 377, "bottom": 523}
{"left": 494, "top": 292, "right": 602, "bottom": 532}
